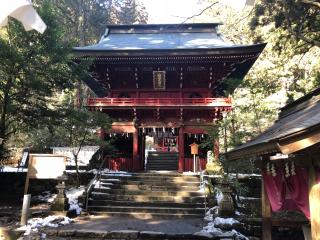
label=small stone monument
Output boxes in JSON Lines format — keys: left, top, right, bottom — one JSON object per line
{"left": 51, "top": 172, "right": 69, "bottom": 212}
{"left": 205, "top": 150, "right": 234, "bottom": 216}
{"left": 217, "top": 180, "right": 235, "bottom": 217}
{"left": 205, "top": 150, "right": 223, "bottom": 175}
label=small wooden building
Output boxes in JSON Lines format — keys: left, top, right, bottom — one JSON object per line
{"left": 225, "top": 88, "right": 320, "bottom": 240}
{"left": 73, "top": 23, "right": 265, "bottom": 172}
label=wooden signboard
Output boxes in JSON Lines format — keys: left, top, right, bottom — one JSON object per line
{"left": 189, "top": 142, "right": 199, "bottom": 155}
{"left": 24, "top": 154, "right": 66, "bottom": 194}
{"left": 153, "top": 71, "right": 166, "bottom": 90}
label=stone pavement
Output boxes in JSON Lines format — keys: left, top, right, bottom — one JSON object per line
{"left": 60, "top": 215, "right": 205, "bottom": 234}
{"left": 42, "top": 215, "right": 228, "bottom": 239}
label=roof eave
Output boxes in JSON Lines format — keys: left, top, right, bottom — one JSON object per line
{"left": 72, "top": 43, "right": 267, "bottom": 58}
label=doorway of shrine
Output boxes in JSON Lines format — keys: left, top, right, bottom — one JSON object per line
{"left": 143, "top": 127, "right": 179, "bottom": 171}
{"left": 106, "top": 126, "right": 211, "bottom": 172}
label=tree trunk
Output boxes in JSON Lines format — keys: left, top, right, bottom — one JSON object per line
{"left": 73, "top": 153, "right": 80, "bottom": 187}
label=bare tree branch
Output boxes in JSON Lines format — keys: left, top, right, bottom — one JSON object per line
{"left": 181, "top": 1, "right": 219, "bottom": 24}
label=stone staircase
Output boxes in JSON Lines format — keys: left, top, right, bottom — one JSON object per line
{"left": 86, "top": 172, "right": 205, "bottom": 219}
{"left": 146, "top": 152, "right": 179, "bottom": 170}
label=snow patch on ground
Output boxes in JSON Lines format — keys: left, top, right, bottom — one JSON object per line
{"left": 202, "top": 217, "right": 248, "bottom": 240}
{"left": 32, "top": 191, "right": 56, "bottom": 203}
{"left": 18, "top": 215, "right": 73, "bottom": 236}
{"left": 66, "top": 186, "right": 85, "bottom": 215}
{"left": 202, "top": 221, "right": 223, "bottom": 235}
{"left": 88, "top": 168, "right": 132, "bottom": 176}
{"left": 204, "top": 206, "right": 218, "bottom": 221}
{"left": 214, "top": 217, "right": 240, "bottom": 226}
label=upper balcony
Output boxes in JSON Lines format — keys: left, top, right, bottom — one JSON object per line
{"left": 87, "top": 97, "right": 232, "bottom": 110}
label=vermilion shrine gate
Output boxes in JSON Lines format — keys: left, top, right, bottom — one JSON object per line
{"left": 73, "top": 23, "right": 265, "bottom": 172}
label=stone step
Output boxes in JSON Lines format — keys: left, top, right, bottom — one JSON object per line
{"left": 91, "top": 192, "right": 205, "bottom": 203}
{"left": 98, "top": 181, "right": 201, "bottom": 188}
{"left": 93, "top": 187, "right": 204, "bottom": 197}
{"left": 86, "top": 211, "right": 203, "bottom": 219}
{"left": 100, "top": 175, "right": 199, "bottom": 182}
{"left": 132, "top": 171, "right": 184, "bottom": 176}
{"left": 146, "top": 167, "right": 178, "bottom": 171}
{"left": 146, "top": 165, "right": 178, "bottom": 169}
{"left": 146, "top": 162, "right": 178, "bottom": 166}
{"left": 147, "top": 162, "right": 178, "bottom": 167}
{"left": 88, "top": 199, "right": 205, "bottom": 208}
{"left": 99, "top": 183, "right": 200, "bottom": 191}
{"left": 148, "top": 152, "right": 179, "bottom": 156}
{"left": 147, "top": 158, "right": 178, "bottom": 162}
{"left": 87, "top": 205, "right": 205, "bottom": 215}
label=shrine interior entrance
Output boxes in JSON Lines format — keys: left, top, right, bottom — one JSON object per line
{"left": 142, "top": 127, "right": 179, "bottom": 171}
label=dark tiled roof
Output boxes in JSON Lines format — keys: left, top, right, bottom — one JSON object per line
{"left": 73, "top": 23, "right": 263, "bottom": 54}
{"left": 225, "top": 88, "right": 320, "bottom": 160}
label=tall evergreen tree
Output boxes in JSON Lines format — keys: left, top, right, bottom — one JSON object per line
{"left": 115, "top": 0, "right": 148, "bottom": 24}
{"left": 0, "top": 1, "right": 82, "bottom": 159}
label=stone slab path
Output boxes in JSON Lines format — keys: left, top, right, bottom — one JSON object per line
{"left": 60, "top": 215, "right": 205, "bottom": 234}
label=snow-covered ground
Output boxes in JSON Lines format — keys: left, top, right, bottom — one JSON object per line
{"left": 89, "top": 168, "right": 132, "bottom": 176}
{"left": 202, "top": 216, "right": 248, "bottom": 240}
{"left": 65, "top": 186, "right": 85, "bottom": 215}
{"left": 17, "top": 186, "right": 85, "bottom": 237}
{"left": 32, "top": 191, "right": 56, "bottom": 203}
{"left": 17, "top": 215, "right": 73, "bottom": 236}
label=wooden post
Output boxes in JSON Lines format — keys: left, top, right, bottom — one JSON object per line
{"left": 20, "top": 194, "right": 31, "bottom": 225}
{"left": 178, "top": 127, "right": 184, "bottom": 172}
{"left": 308, "top": 161, "right": 320, "bottom": 240}
{"left": 262, "top": 176, "right": 272, "bottom": 240}
{"left": 132, "top": 127, "right": 139, "bottom": 171}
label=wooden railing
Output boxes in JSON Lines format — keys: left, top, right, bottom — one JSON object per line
{"left": 87, "top": 97, "right": 232, "bottom": 107}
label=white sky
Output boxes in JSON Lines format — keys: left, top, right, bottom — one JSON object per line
{"left": 141, "top": 0, "right": 247, "bottom": 24}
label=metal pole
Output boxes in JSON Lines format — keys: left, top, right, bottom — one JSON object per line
{"left": 21, "top": 194, "right": 31, "bottom": 225}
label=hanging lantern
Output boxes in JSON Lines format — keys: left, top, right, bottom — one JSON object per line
{"left": 163, "top": 127, "right": 165, "bottom": 133}
{"left": 142, "top": 127, "right": 145, "bottom": 133}
{"left": 172, "top": 128, "right": 175, "bottom": 135}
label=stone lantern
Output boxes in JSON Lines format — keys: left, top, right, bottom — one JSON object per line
{"left": 51, "top": 172, "right": 69, "bottom": 212}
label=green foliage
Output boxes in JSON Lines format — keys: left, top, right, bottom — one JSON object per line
{"left": 115, "top": 0, "right": 148, "bottom": 24}
{"left": 250, "top": 0, "right": 320, "bottom": 50}
{"left": 0, "top": 0, "right": 82, "bottom": 159}
{"left": 52, "top": 0, "right": 148, "bottom": 45}
{"left": 198, "top": 2, "right": 320, "bottom": 170}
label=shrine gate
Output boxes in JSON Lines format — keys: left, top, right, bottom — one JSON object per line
{"left": 73, "top": 23, "right": 265, "bottom": 172}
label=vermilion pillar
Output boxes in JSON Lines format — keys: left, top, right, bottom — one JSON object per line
{"left": 178, "top": 127, "right": 185, "bottom": 172}
{"left": 132, "top": 127, "right": 139, "bottom": 171}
